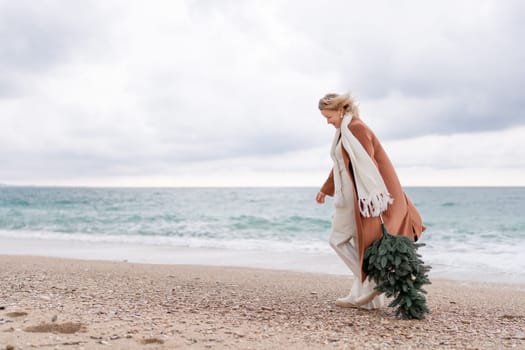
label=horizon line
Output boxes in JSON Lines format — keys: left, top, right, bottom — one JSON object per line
{"left": 2, "top": 184, "right": 524, "bottom": 189}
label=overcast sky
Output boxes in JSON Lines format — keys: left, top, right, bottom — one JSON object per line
{"left": 1, "top": 0, "right": 524, "bottom": 187}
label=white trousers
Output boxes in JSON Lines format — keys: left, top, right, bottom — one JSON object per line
{"left": 330, "top": 142, "right": 384, "bottom": 309}
{"left": 329, "top": 227, "right": 385, "bottom": 309}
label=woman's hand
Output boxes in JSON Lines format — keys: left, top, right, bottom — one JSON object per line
{"left": 316, "top": 191, "right": 326, "bottom": 204}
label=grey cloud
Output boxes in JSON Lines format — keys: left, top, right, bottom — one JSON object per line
{"left": 0, "top": 1, "right": 111, "bottom": 97}
{"left": 1, "top": 0, "right": 524, "bottom": 185}
{"left": 274, "top": 1, "right": 525, "bottom": 139}
{"left": 0, "top": 150, "right": 169, "bottom": 180}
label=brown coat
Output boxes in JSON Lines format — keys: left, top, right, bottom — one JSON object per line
{"left": 321, "top": 118, "right": 426, "bottom": 281}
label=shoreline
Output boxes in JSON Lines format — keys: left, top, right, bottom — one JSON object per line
{"left": 1, "top": 255, "right": 525, "bottom": 349}
{"left": 1, "top": 235, "right": 524, "bottom": 286}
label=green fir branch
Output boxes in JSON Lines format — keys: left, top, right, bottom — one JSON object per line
{"left": 363, "top": 224, "right": 431, "bottom": 320}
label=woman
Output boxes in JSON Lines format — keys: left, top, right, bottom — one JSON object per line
{"left": 316, "top": 93, "right": 425, "bottom": 309}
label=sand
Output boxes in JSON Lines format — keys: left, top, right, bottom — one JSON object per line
{"left": 0, "top": 255, "right": 524, "bottom": 349}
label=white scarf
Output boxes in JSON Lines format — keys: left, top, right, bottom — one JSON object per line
{"left": 331, "top": 114, "right": 393, "bottom": 217}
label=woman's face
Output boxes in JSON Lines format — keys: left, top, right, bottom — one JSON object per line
{"left": 321, "top": 108, "right": 343, "bottom": 129}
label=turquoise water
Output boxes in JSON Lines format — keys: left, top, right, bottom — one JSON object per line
{"left": 1, "top": 186, "right": 524, "bottom": 281}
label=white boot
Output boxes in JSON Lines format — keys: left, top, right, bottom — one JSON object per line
{"left": 335, "top": 276, "right": 385, "bottom": 310}
{"left": 335, "top": 290, "right": 381, "bottom": 308}
{"left": 335, "top": 294, "right": 358, "bottom": 308}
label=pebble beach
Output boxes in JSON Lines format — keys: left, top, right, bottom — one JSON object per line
{"left": 1, "top": 255, "right": 524, "bottom": 349}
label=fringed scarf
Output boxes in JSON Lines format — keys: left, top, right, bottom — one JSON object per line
{"left": 331, "top": 114, "right": 393, "bottom": 217}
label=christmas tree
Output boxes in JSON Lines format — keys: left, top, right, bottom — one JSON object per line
{"left": 363, "top": 223, "right": 431, "bottom": 320}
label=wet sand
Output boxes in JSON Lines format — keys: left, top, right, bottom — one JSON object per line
{"left": 1, "top": 255, "right": 524, "bottom": 349}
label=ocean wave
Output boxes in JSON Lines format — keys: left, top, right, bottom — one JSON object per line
{"left": 0, "top": 229, "right": 332, "bottom": 254}
{"left": 1, "top": 186, "right": 524, "bottom": 282}
{"left": 228, "top": 214, "right": 331, "bottom": 232}
{"left": 1, "top": 199, "right": 30, "bottom": 206}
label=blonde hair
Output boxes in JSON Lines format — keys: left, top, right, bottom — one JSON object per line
{"left": 318, "top": 93, "right": 360, "bottom": 118}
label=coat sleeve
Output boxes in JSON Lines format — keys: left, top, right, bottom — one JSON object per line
{"left": 320, "top": 168, "right": 335, "bottom": 196}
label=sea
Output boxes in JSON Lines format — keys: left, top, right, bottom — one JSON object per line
{"left": 0, "top": 186, "right": 524, "bottom": 284}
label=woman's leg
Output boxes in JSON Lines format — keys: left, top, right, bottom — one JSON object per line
{"left": 330, "top": 190, "right": 384, "bottom": 309}
{"left": 346, "top": 277, "right": 385, "bottom": 310}
{"left": 330, "top": 218, "right": 385, "bottom": 309}
{"left": 329, "top": 230, "right": 360, "bottom": 277}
